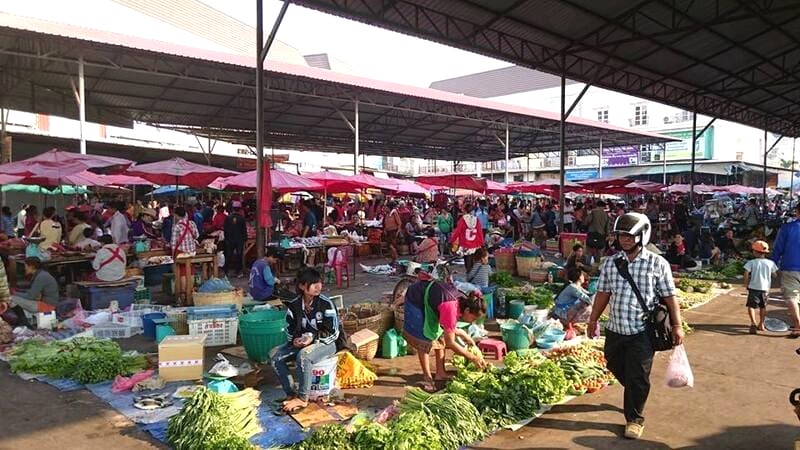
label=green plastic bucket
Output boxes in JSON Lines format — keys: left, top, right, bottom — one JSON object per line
{"left": 508, "top": 300, "right": 525, "bottom": 320}
{"left": 501, "top": 322, "right": 531, "bottom": 351}
{"left": 239, "top": 310, "right": 287, "bottom": 362}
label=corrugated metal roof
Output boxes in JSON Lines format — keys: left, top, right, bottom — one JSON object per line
{"left": 0, "top": 12, "right": 677, "bottom": 162}
{"left": 293, "top": 0, "right": 800, "bottom": 138}
{"left": 430, "top": 65, "right": 575, "bottom": 98}
{"left": 303, "top": 53, "right": 332, "bottom": 70}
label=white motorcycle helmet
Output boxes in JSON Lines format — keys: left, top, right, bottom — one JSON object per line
{"left": 613, "top": 212, "right": 652, "bottom": 247}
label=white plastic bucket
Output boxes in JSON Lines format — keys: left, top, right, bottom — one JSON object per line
{"left": 308, "top": 355, "right": 338, "bottom": 401}
{"left": 534, "top": 309, "right": 550, "bottom": 322}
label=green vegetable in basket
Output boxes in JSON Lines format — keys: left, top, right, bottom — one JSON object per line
{"left": 489, "top": 271, "right": 517, "bottom": 288}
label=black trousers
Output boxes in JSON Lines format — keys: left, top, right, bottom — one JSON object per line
{"left": 225, "top": 240, "right": 244, "bottom": 274}
{"left": 604, "top": 330, "right": 655, "bottom": 425}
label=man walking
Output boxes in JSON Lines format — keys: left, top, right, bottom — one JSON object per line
{"left": 772, "top": 203, "right": 800, "bottom": 338}
{"left": 588, "top": 212, "right": 684, "bottom": 440}
{"left": 224, "top": 201, "right": 247, "bottom": 278}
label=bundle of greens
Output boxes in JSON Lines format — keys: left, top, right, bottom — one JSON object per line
{"left": 447, "top": 350, "right": 567, "bottom": 428}
{"left": 167, "top": 387, "right": 261, "bottom": 450}
{"left": 351, "top": 421, "right": 391, "bottom": 450}
{"left": 384, "top": 411, "right": 443, "bottom": 450}
{"left": 289, "top": 424, "right": 353, "bottom": 450}
{"left": 398, "top": 388, "right": 487, "bottom": 449}
{"left": 489, "top": 271, "right": 517, "bottom": 288}
{"left": 8, "top": 337, "right": 145, "bottom": 384}
{"left": 505, "top": 284, "right": 555, "bottom": 309}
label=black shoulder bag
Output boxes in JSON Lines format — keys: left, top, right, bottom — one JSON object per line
{"left": 613, "top": 256, "right": 674, "bottom": 351}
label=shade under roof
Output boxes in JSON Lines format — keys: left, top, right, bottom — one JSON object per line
{"left": 293, "top": 0, "right": 800, "bottom": 138}
{"left": 0, "top": 12, "right": 676, "bottom": 163}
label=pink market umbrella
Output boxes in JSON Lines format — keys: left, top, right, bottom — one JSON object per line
{"left": 578, "top": 177, "right": 632, "bottom": 191}
{"left": 0, "top": 174, "right": 23, "bottom": 184}
{"left": 509, "top": 179, "right": 586, "bottom": 194}
{"left": 381, "top": 179, "right": 430, "bottom": 195}
{"left": 0, "top": 148, "right": 132, "bottom": 175}
{"left": 10, "top": 166, "right": 115, "bottom": 187}
{"left": 484, "top": 180, "right": 508, "bottom": 194}
{"left": 666, "top": 184, "right": 692, "bottom": 193}
{"left": 217, "top": 170, "right": 324, "bottom": 193}
{"left": 126, "top": 158, "right": 239, "bottom": 189}
{"left": 306, "top": 171, "right": 372, "bottom": 193}
{"left": 102, "top": 174, "right": 154, "bottom": 186}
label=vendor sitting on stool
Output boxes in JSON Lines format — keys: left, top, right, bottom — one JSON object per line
{"left": 270, "top": 268, "right": 340, "bottom": 413}
{"left": 9, "top": 257, "right": 59, "bottom": 313}
{"left": 400, "top": 276, "right": 487, "bottom": 392}
{"left": 249, "top": 246, "right": 283, "bottom": 302}
{"left": 551, "top": 267, "right": 593, "bottom": 328}
{"left": 90, "top": 235, "right": 126, "bottom": 282}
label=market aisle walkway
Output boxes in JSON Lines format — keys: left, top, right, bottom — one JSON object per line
{"left": 475, "top": 287, "right": 800, "bottom": 449}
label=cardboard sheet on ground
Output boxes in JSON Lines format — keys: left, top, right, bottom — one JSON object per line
{"left": 290, "top": 401, "right": 359, "bottom": 428}
{"left": 220, "top": 345, "right": 249, "bottom": 360}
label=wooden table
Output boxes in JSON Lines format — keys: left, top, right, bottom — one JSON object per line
{"left": 8, "top": 254, "right": 93, "bottom": 287}
{"left": 269, "top": 242, "right": 362, "bottom": 281}
{"left": 173, "top": 253, "right": 219, "bottom": 306}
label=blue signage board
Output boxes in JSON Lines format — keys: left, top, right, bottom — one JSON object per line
{"left": 565, "top": 168, "right": 599, "bottom": 182}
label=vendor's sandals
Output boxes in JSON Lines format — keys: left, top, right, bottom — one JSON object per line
{"left": 421, "top": 378, "right": 438, "bottom": 393}
{"left": 282, "top": 398, "right": 308, "bottom": 414}
{"left": 624, "top": 422, "right": 644, "bottom": 440}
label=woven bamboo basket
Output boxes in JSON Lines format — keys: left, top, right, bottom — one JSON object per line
{"left": 342, "top": 303, "right": 392, "bottom": 339}
{"left": 355, "top": 339, "right": 379, "bottom": 361}
{"left": 529, "top": 269, "right": 549, "bottom": 283}
{"left": 192, "top": 288, "right": 244, "bottom": 310}
{"left": 495, "top": 250, "right": 517, "bottom": 275}
{"left": 516, "top": 255, "right": 542, "bottom": 277}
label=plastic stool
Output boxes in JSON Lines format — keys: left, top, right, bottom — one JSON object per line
{"left": 478, "top": 338, "right": 508, "bottom": 360}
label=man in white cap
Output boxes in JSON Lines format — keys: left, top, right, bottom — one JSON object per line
{"left": 224, "top": 201, "right": 247, "bottom": 278}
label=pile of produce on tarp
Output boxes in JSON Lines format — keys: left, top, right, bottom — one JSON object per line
{"left": 503, "top": 284, "right": 556, "bottom": 309}
{"left": 675, "top": 279, "right": 717, "bottom": 309}
{"left": 446, "top": 349, "right": 568, "bottom": 429}
{"left": 167, "top": 387, "right": 261, "bottom": 450}
{"left": 7, "top": 337, "right": 145, "bottom": 384}
{"left": 681, "top": 260, "right": 744, "bottom": 281}
{"left": 546, "top": 342, "right": 616, "bottom": 395}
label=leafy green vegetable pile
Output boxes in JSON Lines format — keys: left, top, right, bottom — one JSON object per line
{"left": 682, "top": 260, "right": 745, "bottom": 280}
{"left": 447, "top": 350, "right": 567, "bottom": 428}
{"left": 505, "top": 284, "right": 556, "bottom": 309}
{"left": 167, "top": 387, "right": 261, "bottom": 450}
{"left": 8, "top": 337, "right": 145, "bottom": 384}
{"left": 489, "top": 271, "right": 518, "bottom": 288}
{"left": 398, "top": 388, "right": 488, "bottom": 449}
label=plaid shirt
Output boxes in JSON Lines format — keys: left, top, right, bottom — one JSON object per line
{"left": 596, "top": 248, "right": 676, "bottom": 336}
{"left": 171, "top": 219, "right": 199, "bottom": 255}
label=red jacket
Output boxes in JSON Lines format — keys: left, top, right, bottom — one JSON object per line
{"left": 450, "top": 214, "right": 484, "bottom": 250}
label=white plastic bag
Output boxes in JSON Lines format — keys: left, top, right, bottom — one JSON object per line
{"left": 665, "top": 344, "right": 694, "bottom": 388}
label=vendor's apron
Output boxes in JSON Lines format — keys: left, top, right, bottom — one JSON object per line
{"left": 403, "top": 282, "right": 443, "bottom": 343}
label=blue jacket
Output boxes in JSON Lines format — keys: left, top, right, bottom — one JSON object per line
{"left": 772, "top": 220, "right": 800, "bottom": 271}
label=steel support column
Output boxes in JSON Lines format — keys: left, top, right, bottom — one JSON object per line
{"left": 78, "top": 57, "right": 86, "bottom": 155}
{"left": 690, "top": 111, "right": 697, "bottom": 207}
{"left": 598, "top": 137, "right": 603, "bottom": 178}
{"left": 504, "top": 121, "right": 510, "bottom": 184}
{"left": 558, "top": 74, "right": 566, "bottom": 232}
{"left": 791, "top": 138, "right": 797, "bottom": 204}
{"left": 255, "top": 0, "right": 290, "bottom": 259}
{"left": 762, "top": 131, "right": 784, "bottom": 220}
{"left": 662, "top": 143, "right": 667, "bottom": 185}
{"left": 354, "top": 99, "right": 359, "bottom": 175}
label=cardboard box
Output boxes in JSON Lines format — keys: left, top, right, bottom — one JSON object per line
{"left": 158, "top": 335, "right": 206, "bottom": 382}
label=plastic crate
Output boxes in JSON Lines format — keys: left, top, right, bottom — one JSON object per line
{"left": 135, "top": 287, "right": 151, "bottom": 302}
{"left": 188, "top": 316, "right": 238, "bottom": 346}
{"left": 111, "top": 304, "right": 168, "bottom": 327}
{"left": 186, "top": 304, "right": 238, "bottom": 321}
{"left": 144, "top": 263, "right": 173, "bottom": 287}
{"left": 92, "top": 323, "right": 140, "bottom": 339}
{"left": 79, "top": 281, "right": 138, "bottom": 311}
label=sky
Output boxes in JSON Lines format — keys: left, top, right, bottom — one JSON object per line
{"left": 209, "top": 0, "right": 509, "bottom": 87}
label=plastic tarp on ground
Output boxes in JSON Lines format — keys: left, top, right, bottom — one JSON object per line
{"left": 127, "top": 157, "right": 239, "bottom": 188}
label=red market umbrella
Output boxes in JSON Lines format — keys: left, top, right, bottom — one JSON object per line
{"left": 0, "top": 149, "right": 132, "bottom": 176}
{"left": 126, "top": 157, "right": 239, "bottom": 188}
{"left": 216, "top": 169, "right": 324, "bottom": 193}
{"left": 380, "top": 178, "right": 430, "bottom": 195}
{"left": 621, "top": 180, "right": 665, "bottom": 194}
{"left": 0, "top": 174, "right": 23, "bottom": 184}
{"left": 101, "top": 174, "right": 154, "bottom": 186}
{"left": 484, "top": 180, "right": 508, "bottom": 194}
{"left": 508, "top": 179, "right": 586, "bottom": 194}
{"left": 578, "top": 177, "right": 632, "bottom": 191}
{"left": 416, "top": 174, "right": 487, "bottom": 192}
{"left": 7, "top": 165, "right": 116, "bottom": 187}
{"left": 306, "top": 171, "right": 372, "bottom": 193}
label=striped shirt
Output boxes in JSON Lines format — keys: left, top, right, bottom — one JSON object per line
{"left": 466, "top": 263, "right": 492, "bottom": 289}
{"left": 596, "top": 248, "right": 676, "bottom": 336}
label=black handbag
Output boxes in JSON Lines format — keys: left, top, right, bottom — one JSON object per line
{"left": 613, "top": 256, "right": 674, "bottom": 352}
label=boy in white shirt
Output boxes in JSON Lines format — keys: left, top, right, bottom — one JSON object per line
{"left": 743, "top": 240, "right": 778, "bottom": 334}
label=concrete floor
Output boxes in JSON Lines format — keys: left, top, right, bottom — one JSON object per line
{"left": 2, "top": 267, "right": 800, "bottom": 449}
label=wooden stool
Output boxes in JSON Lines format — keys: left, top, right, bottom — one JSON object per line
{"left": 478, "top": 338, "right": 508, "bottom": 360}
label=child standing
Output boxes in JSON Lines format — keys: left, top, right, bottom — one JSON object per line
{"left": 743, "top": 240, "right": 778, "bottom": 334}
{"left": 465, "top": 247, "right": 492, "bottom": 289}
